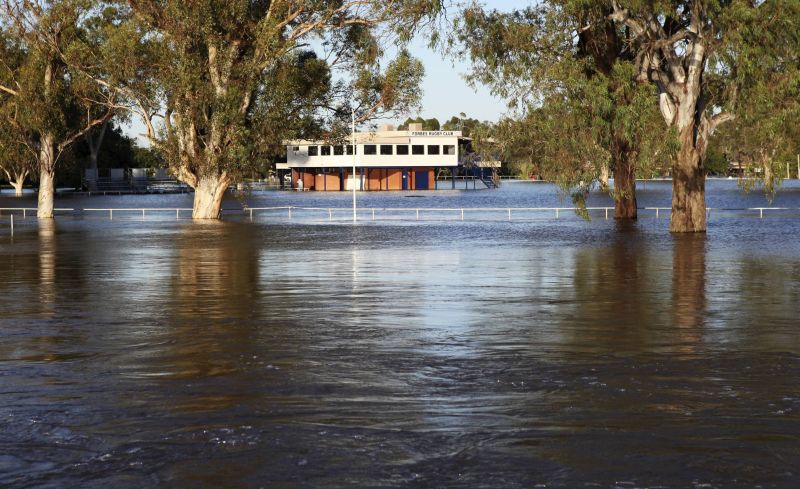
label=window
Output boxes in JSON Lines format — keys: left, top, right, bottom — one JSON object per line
{"left": 346, "top": 145, "right": 354, "bottom": 155}
{"left": 334, "top": 145, "right": 344, "bottom": 155}
{"left": 427, "top": 145, "right": 440, "bottom": 155}
{"left": 308, "top": 146, "right": 318, "bottom": 156}
{"left": 412, "top": 145, "right": 425, "bottom": 155}
{"left": 291, "top": 146, "right": 300, "bottom": 152}
{"left": 396, "top": 145, "right": 409, "bottom": 155}
{"left": 443, "top": 145, "right": 456, "bottom": 155}
{"left": 380, "top": 145, "right": 393, "bottom": 155}
{"left": 321, "top": 145, "right": 331, "bottom": 156}
{"left": 364, "top": 145, "right": 377, "bottom": 155}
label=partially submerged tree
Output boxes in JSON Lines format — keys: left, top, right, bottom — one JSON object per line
{"left": 0, "top": 115, "right": 36, "bottom": 195}
{"left": 1, "top": 0, "right": 115, "bottom": 217}
{"left": 84, "top": 1, "right": 435, "bottom": 219}
{"left": 606, "top": 0, "right": 800, "bottom": 232}
{"left": 458, "top": 2, "right": 673, "bottom": 219}
{"left": 709, "top": 15, "right": 800, "bottom": 198}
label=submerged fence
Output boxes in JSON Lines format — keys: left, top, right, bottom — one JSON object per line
{"left": 4, "top": 206, "right": 800, "bottom": 225}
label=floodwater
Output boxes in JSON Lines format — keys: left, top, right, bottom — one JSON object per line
{"left": 1, "top": 180, "right": 800, "bottom": 488}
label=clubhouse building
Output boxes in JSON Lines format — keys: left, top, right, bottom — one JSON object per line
{"left": 278, "top": 123, "right": 466, "bottom": 191}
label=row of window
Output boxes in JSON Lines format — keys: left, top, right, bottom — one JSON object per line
{"left": 299, "top": 144, "right": 457, "bottom": 157}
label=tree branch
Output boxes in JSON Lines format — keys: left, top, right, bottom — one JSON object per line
{"left": 0, "top": 83, "right": 19, "bottom": 96}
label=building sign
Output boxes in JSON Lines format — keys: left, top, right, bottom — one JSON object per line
{"left": 410, "top": 131, "right": 455, "bottom": 137}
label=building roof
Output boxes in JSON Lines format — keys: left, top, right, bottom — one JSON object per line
{"left": 286, "top": 130, "right": 463, "bottom": 146}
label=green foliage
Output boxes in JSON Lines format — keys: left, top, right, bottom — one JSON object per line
{"left": 398, "top": 116, "right": 440, "bottom": 131}
{"left": 704, "top": 142, "right": 729, "bottom": 176}
{"left": 456, "top": 1, "right": 675, "bottom": 206}
{"left": 708, "top": 0, "right": 800, "bottom": 199}
{"left": 84, "top": 1, "right": 433, "bottom": 186}
{"left": 1, "top": 1, "right": 114, "bottom": 171}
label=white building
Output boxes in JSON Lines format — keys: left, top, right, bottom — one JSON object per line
{"left": 278, "top": 123, "right": 465, "bottom": 191}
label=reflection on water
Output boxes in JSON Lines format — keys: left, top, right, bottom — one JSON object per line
{"left": 38, "top": 219, "right": 57, "bottom": 314}
{"left": 672, "top": 234, "right": 706, "bottom": 350}
{"left": 2, "top": 214, "right": 800, "bottom": 488}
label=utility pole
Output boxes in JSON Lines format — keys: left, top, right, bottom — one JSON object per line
{"left": 352, "top": 108, "right": 357, "bottom": 223}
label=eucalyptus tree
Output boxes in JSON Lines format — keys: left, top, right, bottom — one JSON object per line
{"left": 0, "top": 115, "right": 36, "bottom": 195}
{"left": 458, "top": 2, "right": 673, "bottom": 219}
{"left": 1, "top": 1, "right": 115, "bottom": 217}
{"left": 460, "top": 1, "right": 799, "bottom": 230}
{"left": 710, "top": 18, "right": 800, "bottom": 197}
{"left": 83, "top": 1, "right": 437, "bottom": 219}
{"left": 605, "top": 0, "right": 800, "bottom": 232}
{"left": 0, "top": 28, "right": 35, "bottom": 195}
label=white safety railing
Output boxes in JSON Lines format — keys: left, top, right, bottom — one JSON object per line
{"left": 82, "top": 208, "right": 193, "bottom": 220}
{"left": 645, "top": 207, "right": 800, "bottom": 219}
{"left": 4, "top": 206, "right": 800, "bottom": 227}
{"left": 0, "top": 207, "right": 74, "bottom": 218}
{"left": 243, "top": 206, "right": 618, "bottom": 221}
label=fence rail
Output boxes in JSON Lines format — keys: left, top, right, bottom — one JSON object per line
{"left": 4, "top": 206, "right": 800, "bottom": 225}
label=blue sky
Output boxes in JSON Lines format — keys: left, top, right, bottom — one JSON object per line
{"left": 377, "top": 35, "right": 510, "bottom": 126}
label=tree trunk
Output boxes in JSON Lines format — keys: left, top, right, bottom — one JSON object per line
{"left": 38, "top": 133, "right": 56, "bottom": 219}
{"left": 11, "top": 170, "right": 27, "bottom": 196}
{"left": 670, "top": 125, "right": 706, "bottom": 233}
{"left": 598, "top": 162, "right": 610, "bottom": 191}
{"left": 87, "top": 121, "right": 108, "bottom": 170}
{"left": 614, "top": 154, "right": 637, "bottom": 219}
{"left": 192, "top": 173, "right": 231, "bottom": 219}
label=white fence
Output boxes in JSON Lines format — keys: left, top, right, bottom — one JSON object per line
{"left": 3, "top": 206, "right": 800, "bottom": 224}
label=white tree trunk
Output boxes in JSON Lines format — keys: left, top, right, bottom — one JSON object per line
{"left": 192, "top": 174, "right": 231, "bottom": 219}
{"left": 10, "top": 170, "right": 27, "bottom": 196}
{"left": 599, "top": 162, "right": 610, "bottom": 191}
{"left": 38, "top": 133, "right": 56, "bottom": 219}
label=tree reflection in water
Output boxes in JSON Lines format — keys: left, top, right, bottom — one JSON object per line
{"left": 672, "top": 233, "right": 706, "bottom": 351}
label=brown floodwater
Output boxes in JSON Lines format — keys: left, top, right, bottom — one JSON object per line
{"left": 1, "top": 181, "right": 800, "bottom": 488}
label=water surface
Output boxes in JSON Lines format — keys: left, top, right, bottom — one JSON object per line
{"left": 1, "top": 181, "right": 799, "bottom": 488}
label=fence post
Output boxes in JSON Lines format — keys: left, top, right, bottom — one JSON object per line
{"left": 288, "top": 207, "right": 292, "bottom": 219}
{"left": 142, "top": 209, "right": 145, "bottom": 220}
{"left": 416, "top": 208, "right": 419, "bottom": 220}
{"left": 10, "top": 214, "right": 13, "bottom": 235}
{"left": 23, "top": 209, "right": 26, "bottom": 219}
{"left": 110, "top": 209, "right": 113, "bottom": 220}
{"left": 250, "top": 208, "right": 253, "bottom": 221}
{"left": 372, "top": 208, "right": 375, "bottom": 221}
{"left": 656, "top": 208, "right": 659, "bottom": 219}
{"left": 461, "top": 208, "right": 464, "bottom": 221}
{"left": 508, "top": 208, "right": 511, "bottom": 221}
{"left": 329, "top": 208, "right": 332, "bottom": 221}
{"left": 605, "top": 208, "right": 608, "bottom": 220}
{"left": 176, "top": 209, "right": 180, "bottom": 220}
{"left": 760, "top": 208, "right": 763, "bottom": 218}
{"left": 555, "top": 208, "right": 559, "bottom": 218}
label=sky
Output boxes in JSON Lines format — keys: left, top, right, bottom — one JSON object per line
{"left": 123, "top": 1, "right": 528, "bottom": 145}
{"left": 378, "top": 36, "right": 510, "bottom": 126}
